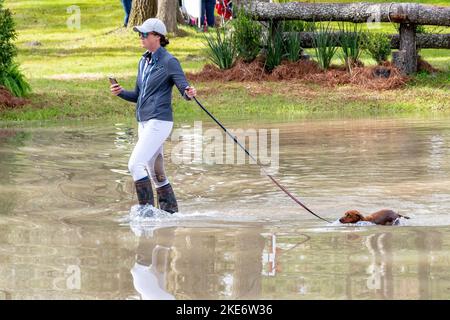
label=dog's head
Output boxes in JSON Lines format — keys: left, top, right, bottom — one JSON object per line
{"left": 339, "top": 210, "right": 364, "bottom": 224}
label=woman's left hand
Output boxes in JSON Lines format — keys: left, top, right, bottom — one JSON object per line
{"left": 185, "top": 86, "right": 197, "bottom": 99}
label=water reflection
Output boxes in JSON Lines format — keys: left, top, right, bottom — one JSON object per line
{"left": 0, "top": 129, "right": 30, "bottom": 217}
{"left": 126, "top": 225, "right": 449, "bottom": 300}
{"left": 0, "top": 216, "right": 448, "bottom": 299}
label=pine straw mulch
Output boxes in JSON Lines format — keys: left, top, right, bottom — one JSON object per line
{"left": 0, "top": 86, "right": 29, "bottom": 110}
{"left": 187, "top": 58, "right": 411, "bottom": 91}
{"left": 417, "top": 56, "right": 440, "bottom": 74}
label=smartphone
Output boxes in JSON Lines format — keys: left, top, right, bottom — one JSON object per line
{"left": 109, "top": 77, "right": 118, "bottom": 85}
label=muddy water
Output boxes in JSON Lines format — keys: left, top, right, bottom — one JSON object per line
{"left": 0, "top": 118, "right": 449, "bottom": 299}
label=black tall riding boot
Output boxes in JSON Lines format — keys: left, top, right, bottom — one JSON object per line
{"left": 156, "top": 183, "right": 178, "bottom": 213}
{"left": 135, "top": 178, "right": 155, "bottom": 206}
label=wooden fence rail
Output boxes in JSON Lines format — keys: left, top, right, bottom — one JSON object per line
{"left": 284, "top": 32, "right": 450, "bottom": 49}
{"left": 245, "top": 1, "right": 450, "bottom": 26}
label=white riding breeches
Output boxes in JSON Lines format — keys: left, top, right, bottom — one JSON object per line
{"left": 128, "top": 119, "right": 173, "bottom": 187}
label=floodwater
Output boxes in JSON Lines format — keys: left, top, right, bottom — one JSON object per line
{"left": 0, "top": 117, "right": 449, "bottom": 300}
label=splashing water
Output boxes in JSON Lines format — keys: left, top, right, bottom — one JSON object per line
{"left": 329, "top": 217, "right": 410, "bottom": 227}
{"left": 129, "top": 204, "right": 169, "bottom": 219}
{"left": 116, "top": 205, "right": 178, "bottom": 237}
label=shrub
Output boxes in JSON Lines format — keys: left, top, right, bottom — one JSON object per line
{"left": 362, "top": 32, "right": 392, "bottom": 65}
{"left": 415, "top": 25, "right": 426, "bottom": 34}
{"left": 204, "top": 27, "right": 236, "bottom": 70}
{"left": 312, "top": 23, "right": 338, "bottom": 70}
{"left": 232, "top": 8, "right": 262, "bottom": 62}
{"left": 0, "top": 0, "right": 17, "bottom": 74}
{"left": 0, "top": 0, "right": 30, "bottom": 97}
{"left": 283, "top": 20, "right": 316, "bottom": 33}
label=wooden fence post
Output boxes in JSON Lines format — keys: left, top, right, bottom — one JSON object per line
{"left": 270, "top": 20, "right": 280, "bottom": 40}
{"left": 393, "top": 23, "right": 418, "bottom": 75}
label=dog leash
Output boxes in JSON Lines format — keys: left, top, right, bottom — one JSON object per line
{"left": 193, "top": 96, "right": 332, "bottom": 223}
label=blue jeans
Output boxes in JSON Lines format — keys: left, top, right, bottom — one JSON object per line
{"left": 201, "top": 0, "right": 215, "bottom": 27}
{"left": 121, "top": 0, "right": 133, "bottom": 27}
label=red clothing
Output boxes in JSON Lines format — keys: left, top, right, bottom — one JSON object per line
{"left": 215, "top": 0, "right": 232, "bottom": 20}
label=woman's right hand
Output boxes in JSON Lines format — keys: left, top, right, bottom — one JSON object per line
{"left": 110, "top": 83, "right": 123, "bottom": 96}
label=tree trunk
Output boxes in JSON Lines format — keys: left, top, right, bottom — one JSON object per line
{"left": 245, "top": 1, "right": 450, "bottom": 26}
{"left": 177, "top": 5, "right": 184, "bottom": 25}
{"left": 128, "top": 0, "right": 158, "bottom": 27}
{"left": 284, "top": 32, "right": 450, "bottom": 49}
{"left": 157, "top": 0, "right": 179, "bottom": 34}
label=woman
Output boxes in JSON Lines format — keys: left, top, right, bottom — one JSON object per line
{"left": 111, "top": 18, "right": 196, "bottom": 213}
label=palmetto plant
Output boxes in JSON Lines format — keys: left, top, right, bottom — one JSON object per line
{"left": 204, "top": 27, "right": 236, "bottom": 70}
{"left": 0, "top": 64, "right": 31, "bottom": 97}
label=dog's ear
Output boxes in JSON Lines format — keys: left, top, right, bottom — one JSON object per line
{"left": 354, "top": 212, "right": 364, "bottom": 221}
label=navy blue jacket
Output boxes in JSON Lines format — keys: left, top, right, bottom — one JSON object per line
{"left": 118, "top": 47, "right": 191, "bottom": 122}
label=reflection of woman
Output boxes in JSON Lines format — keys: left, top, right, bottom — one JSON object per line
{"left": 111, "top": 18, "right": 196, "bottom": 213}
{"left": 130, "top": 226, "right": 265, "bottom": 299}
{"left": 131, "top": 228, "right": 176, "bottom": 300}
{"left": 131, "top": 244, "right": 175, "bottom": 300}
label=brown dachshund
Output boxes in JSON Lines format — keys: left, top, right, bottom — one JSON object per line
{"left": 339, "top": 209, "right": 410, "bottom": 225}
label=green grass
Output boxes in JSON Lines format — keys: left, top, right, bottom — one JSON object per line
{"left": 2, "top": 0, "right": 449, "bottom": 122}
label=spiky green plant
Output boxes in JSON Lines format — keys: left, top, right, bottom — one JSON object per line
{"left": 312, "top": 23, "right": 338, "bottom": 70}
{"left": 204, "top": 27, "right": 236, "bottom": 70}
{"left": 284, "top": 31, "right": 302, "bottom": 62}
{"left": 337, "top": 22, "right": 364, "bottom": 73}
{"left": 265, "top": 21, "right": 284, "bottom": 72}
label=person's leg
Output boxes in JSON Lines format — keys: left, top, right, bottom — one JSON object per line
{"left": 125, "top": 0, "right": 133, "bottom": 26}
{"left": 129, "top": 120, "right": 173, "bottom": 205}
{"left": 121, "top": 0, "right": 132, "bottom": 27}
{"left": 206, "top": 0, "right": 215, "bottom": 27}
{"left": 147, "top": 146, "right": 169, "bottom": 188}
{"left": 147, "top": 147, "right": 178, "bottom": 213}
{"left": 200, "top": 0, "right": 207, "bottom": 27}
